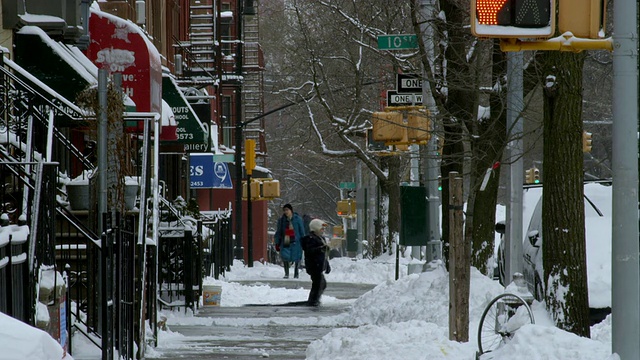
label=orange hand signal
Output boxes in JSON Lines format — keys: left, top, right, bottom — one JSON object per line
{"left": 476, "top": 0, "right": 509, "bottom": 25}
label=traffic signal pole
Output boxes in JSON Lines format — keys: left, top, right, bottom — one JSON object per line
{"left": 418, "top": 0, "right": 441, "bottom": 263}
{"left": 611, "top": 0, "right": 639, "bottom": 357}
{"left": 504, "top": 52, "right": 524, "bottom": 286}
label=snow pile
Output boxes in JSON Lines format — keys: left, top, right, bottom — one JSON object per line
{"left": 0, "top": 312, "right": 71, "bottom": 360}
{"left": 343, "top": 265, "right": 503, "bottom": 327}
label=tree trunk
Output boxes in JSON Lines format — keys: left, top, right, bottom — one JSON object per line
{"left": 438, "top": 0, "right": 475, "bottom": 269}
{"left": 378, "top": 156, "right": 402, "bottom": 256}
{"left": 541, "top": 50, "right": 590, "bottom": 337}
{"left": 467, "top": 42, "right": 507, "bottom": 276}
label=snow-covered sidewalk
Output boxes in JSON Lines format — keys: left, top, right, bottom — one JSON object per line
{"left": 149, "top": 256, "right": 613, "bottom": 360}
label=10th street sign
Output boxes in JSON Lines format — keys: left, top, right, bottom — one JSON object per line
{"left": 377, "top": 34, "right": 418, "bottom": 50}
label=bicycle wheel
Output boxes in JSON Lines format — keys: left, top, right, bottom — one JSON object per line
{"left": 477, "top": 292, "right": 535, "bottom": 354}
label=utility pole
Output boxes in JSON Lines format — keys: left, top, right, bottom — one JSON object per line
{"left": 611, "top": 0, "right": 639, "bottom": 357}
{"left": 233, "top": 0, "right": 246, "bottom": 261}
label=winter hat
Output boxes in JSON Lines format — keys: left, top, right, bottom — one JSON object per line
{"left": 309, "top": 219, "right": 327, "bottom": 233}
{"left": 283, "top": 203, "right": 293, "bottom": 212}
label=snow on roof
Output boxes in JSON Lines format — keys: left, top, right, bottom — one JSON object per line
{"left": 90, "top": 7, "right": 162, "bottom": 65}
{"left": 162, "top": 100, "right": 177, "bottom": 127}
{"left": 2, "top": 56, "right": 88, "bottom": 117}
{"left": 19, "top": 13, "right": 65, "bottom": 24}
{"left": 17, "top": 26, "right": 97, "bottom": 85}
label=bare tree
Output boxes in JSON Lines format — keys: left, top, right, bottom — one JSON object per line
{"left": 262, "top": 0, "right": 418, "bottom": 255}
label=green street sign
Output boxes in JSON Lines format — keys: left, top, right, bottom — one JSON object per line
{"left": 212, "top": 154, "right": 235, "bottom": 163}
{"left": 340, "top": 182, "right": 357, "bottom": 189}
{"left": 377, "top": 34, "right": 418, "bottom": 50}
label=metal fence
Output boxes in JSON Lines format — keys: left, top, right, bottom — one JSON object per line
{"left": 99, "top": 212, "right": 136, "bottom": 360}
{"left": 0, "top": 161, "right": 57, "bottom": 325}
{"left": 157, "top": 228, "right": 202, "bottom": 313}
{"left": 202, "top": 214, "right": 233, "bottom": 279}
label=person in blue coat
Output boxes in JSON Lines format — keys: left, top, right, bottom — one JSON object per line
{"left": 274, "top": 203, "right": 306, "bottom": 278}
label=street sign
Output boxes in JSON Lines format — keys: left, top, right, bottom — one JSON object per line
{"left": 190, "top": 154, "right": 215, "bottom": 188}
{"left": 397, "top": 73, "right": 422, "bottom": 93}
{"left": 377, "top": 34, "right": 418, "bottom": 50}
{"left": 212, "top": 154, "right": 235, "bottom": 163}
{"left": 189, "top": 154, "right": 233, "bottom": 189}
{"left": 347, "top": 190, "right": 357, "bottom": 198}
{"left": 387, "top": 91, "right": 423, "bottom": 106}
{"left": 213, "top": 162, "right": 233, "bottom": 188}
{"left": 339, "top": 182, "right": 356, "bottom": 189}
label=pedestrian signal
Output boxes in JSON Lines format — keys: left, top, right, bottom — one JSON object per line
{"left": 471, "top": 0, "right": 555, "bottom": 38}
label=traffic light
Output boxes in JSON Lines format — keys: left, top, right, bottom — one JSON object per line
{"left": 525, "top": 168, "right": 533, "bottom": 184}
{"left": 372, "top": 111, "right": 403, "bottom": 142}
{"left": 582, "top": 131, "right": 593, "bottom": 153}
{"left": 407, "top": 110, "right": 431, "bottom": 142}
{"left": 245, "top": 139, "right": 256, "bottom": 175}
{"left": 471, "top": 0, "right": 555, "bottom": 38}
{"left": 437, "top": 176, "right": 442, "bottom": 191}
{"left": 262, "top": 179, "right": 280, "bottom": 198}
{"left": 525, "top": 167, "right": 540, "bottom": 184}
{"left": 559, "top": 0, "right": 606, "bottom": 39}
{"left": 437, "top": 136, "right": 444, "bottom": 157}
{"left": 336, "top": 200, "right": 356, "bottom": 217}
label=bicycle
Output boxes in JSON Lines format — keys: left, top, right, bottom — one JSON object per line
{"left": 477, "top": 292, "right": 535, "bottom": 355}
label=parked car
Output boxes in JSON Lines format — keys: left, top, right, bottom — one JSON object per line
{"left": 497, "top": 182, "right": 612, "bottom": 325}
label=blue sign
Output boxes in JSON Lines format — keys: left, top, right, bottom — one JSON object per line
{"left": 212, "top": 162, "right": 233, "bottom": 189}
{"left": 189, "top": 154, "right": 233, "bottom": 189}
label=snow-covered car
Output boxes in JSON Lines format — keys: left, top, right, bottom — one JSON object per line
{"left": 497, "top": 182, "right": 612, "bottom": 324}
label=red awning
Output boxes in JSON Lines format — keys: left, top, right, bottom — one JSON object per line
{"left": 84, "top": 7, "right": 162, "bottom": 130}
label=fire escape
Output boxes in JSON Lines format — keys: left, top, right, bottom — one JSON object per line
{"left": 242, "top": 9, "right": 266, "bottom": 166}
{"left": 180, "top": 1, "right": 217, "bottom": 82}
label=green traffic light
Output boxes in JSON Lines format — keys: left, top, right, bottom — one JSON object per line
{"left": 438, "top": 185, "right": 442, "bottom": 191}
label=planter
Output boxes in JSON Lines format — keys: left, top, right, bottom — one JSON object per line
{"left": 66, "top": 182, "right": 89, "bottom": 210}
{"left": 124, "top": 176, "right": 140, "bottom": 210}
{"left": 67, "top": 176, "right": 138, "bottom": 210}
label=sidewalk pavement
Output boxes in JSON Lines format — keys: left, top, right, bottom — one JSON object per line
{"left": 148, "top": 280, "right": 375, "bottom": 359}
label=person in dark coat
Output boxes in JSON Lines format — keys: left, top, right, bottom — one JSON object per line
{"left": 300, "top": 219, "right": 331, "bottom": 306}
{"left": 274, "top": 203, "right": 306, "bottom": 278}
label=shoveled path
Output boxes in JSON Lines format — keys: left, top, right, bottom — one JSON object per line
{"left": 148, "top": 280, "right": 375, "bottom": 359}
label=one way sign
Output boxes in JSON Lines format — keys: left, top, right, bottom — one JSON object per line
{"left": 387, "top": 90, "right": 423, "bottom": 106}
{"left": 396, "top": 73, "right": 422, "bottom": 93}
